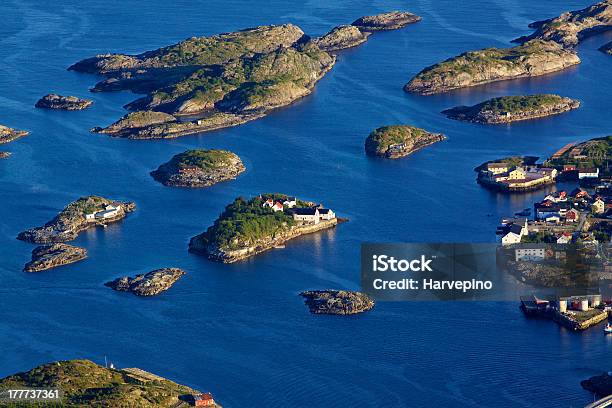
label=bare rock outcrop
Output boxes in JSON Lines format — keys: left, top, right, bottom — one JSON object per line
{"left": 105, "top": 268, "right": 186, "bottom": 296}
{"left": 23, "top": 244, "right": 87, "bottom": 272}
{"left": 300, "top": 290, "right": 375, "bottom": 315}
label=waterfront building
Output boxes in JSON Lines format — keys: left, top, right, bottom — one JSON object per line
{"left": 293, "top": 208, "right": 320, "bottom": 224}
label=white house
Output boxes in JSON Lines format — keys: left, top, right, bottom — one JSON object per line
{"left": 557, "top": 233, "right": 572, "bottom": 244}
{"left": 95, "top": 205, "right": 120, "bottom": 219}
{"left": 283, "top": 197, "right": 297, "bottom": 208}
{"left": 579, "top": 168, "right": 599, "bottom": 179}
{"left": 501, "top": 223, "right": 527, "bottom": 246}
{"left": 515, "top": 247, "right": 546, "bottom": 262}
{"left": 262, "top": 198, "right": 274, "bottom": 208}
{"left": 85, "top": 213, "right": 96, "bottom": 221}
{"left": 293, "top": 208, "right": 319, "bottom": 224}
{"left": 318, "top": 208, "right": 335, "bottom": 221}
{"left": 272, "top": 202, "right": 284, "bottom": 212}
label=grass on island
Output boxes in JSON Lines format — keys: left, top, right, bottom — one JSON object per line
{"left": 546, "top": 135, "right": 612, "bottom": 169}
{"left": 415, "top": 40, "right": 567, "bottom": 82}
{"left": 174, "top": 149, "right": 237, "bottom": 169}
{"left": 365, "top": 125, "right": 428, "bottom": 154}
{"left": 0, "top": 359, "right": 195, "bottom": 407}
{"left": 477, "top": 94, "right": 567, "bottom": 114}
{"left": 199, "top": 194, "right": 311, "bottom": 251}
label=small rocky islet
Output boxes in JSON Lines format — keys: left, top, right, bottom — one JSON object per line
{"left": 23, "top": 243, "right": 87, "bottom": 272}
{"left": 17, "top": 195, "right": 135, "bottom": 244}
{"left": 513, "top": 0, "right": 612, "bottom": 49}
{"left": 364, "top": 125, "right": 446, "bottom": 159}
{"left": 105, "top": 268, "right": 186, "bottom": 296}
{"left": 71, "top": 12, "right": 420, "bottom": 139}
{"left": 35, "top": 93, "right": 93, "bottom": 110}
{"left": 0, "top": 359, "right": 220, "bottom": 407}
{"left": 151, "top": 149, "right": 245, "bottom": 187}
{"left": 0, "top": 124, "right": 28, "bottom": 144}
{"left": 189, "top": 193, "right": 340, "bottom": 263}
{"left": 601, "top": 41, "right": 612, "bottom": 54}
{"left": 300, "top": 290, "right": 375, "bottom": 315}
{"left": 442, "top": 94, "right": 580, "bottom": 124}
{"left": 0, "top": 152, "right": 10, "bottom": 159}
{"left": 405, "top": 39, "right": 580, "bottom": 95}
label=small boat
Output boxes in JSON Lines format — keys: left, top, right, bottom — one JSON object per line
{"left": 605, "top": 324, "right": 612, "bottom": 334}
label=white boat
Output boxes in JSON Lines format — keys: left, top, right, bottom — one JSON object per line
{"left": 605, "top": 324, "right": 612, "bottom": 334}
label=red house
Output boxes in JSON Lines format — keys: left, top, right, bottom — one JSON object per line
{"left": 192, "top": 393, "right": 215, "bottom": 407}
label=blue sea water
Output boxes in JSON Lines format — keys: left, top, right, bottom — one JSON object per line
{"left": 0, "top": 0, "right": 611, "bottom": 406}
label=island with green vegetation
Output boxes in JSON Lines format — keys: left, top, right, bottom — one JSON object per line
{"left": 0, "top": 125, "right": 28, "bottom": 144}
{"left": 300, "top": 290, "right": 375, "bottom": 315}
{"left": 189, "top": 193, "right": 340, "bottom": 263}
{"left": 0, "top": 359, "right": 221, "bottom": 407}
{"left": 35, "top": 94, "right": 93, "bottom": 110}
{"left": 23, "top": 243, "right": 87, "bottom": 272}
{"left": 105, "top": 268, "right": 186, "bottom": 296}
{"left": 151, "top": 149, "right": 245, "bottom": 188}
{"left": 443, "top": 94, "right": 580, "bottom": 124}
{"left": 17, "top": 196, "right": 135, "bottom": 244}
{"left": 404, "top": 40, "right": 580, "bottom": 95}
{"left": 364, "top": 125, "right": 445, "bottom": 159}
{"left": 72, "top": 13, "right": 420, "bottom": 139}
{"left": 513, "top": 0, "right": 612, "bottom": 48}
{"left": 474, "top": 156, "right": 539, "bottom": 172}
{"left": 544, "top": 135, "right": 612, "bottom": 170}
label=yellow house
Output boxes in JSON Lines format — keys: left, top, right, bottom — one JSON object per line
{"left": 508, "top": 167, "right": 526, "bottom": 180}
{"left": 592, "top": 198, "right": 605, "bottom": 214}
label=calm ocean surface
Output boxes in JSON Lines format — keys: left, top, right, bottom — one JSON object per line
{"left": 1, "top": 1, "right": 611, "bottom": 406}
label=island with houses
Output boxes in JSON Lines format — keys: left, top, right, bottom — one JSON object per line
{"left": 476, "top": 157, "right": 557, "bottom": 192}
{"left": 189, "top": 194, "right": 340, "bottom": 263}
{"left": 17, "top": 196, "right": 135, "bottom": 244}
{"left": 0, "top": 359, "right": 221, "bottom": 407}
{"left": 71, "top": 12, "right": 421, "bottom": 140}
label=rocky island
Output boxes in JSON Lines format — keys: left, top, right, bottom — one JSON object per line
{"left": 364, "top": 125, "right": 445, "bottom": 159}
{"left": 312, "top": 25, "right": 371, "bottom": 52}
{"left": 601, "top": 41, "right": 612, "bottom": 54}
{"left": 35, "top": 93, "right": 93, "bottom": 110}
{"left": 0, "top": 124, "right": 28, "bottom": 144}
{"left": 23, "top": 243, "right": 87, "bottom": 272}
{"left": 582, "top": 372, "right": 612, "bottom": 398}
{"left": 443, "top": 94, "right": 580, "bottom": 124}
{"left": 351, "top": 11, "right": 421, "bottom": 31}
{"left": 105, "top": 268, "right": 186, "bottom": 296}
{"left": 405, "top": 40, "right": 580, "bottom": 95}
{"left": 151, "top": 149, "right": 245, "bottom": 187}
{"left": 0, "top": 152, "right": 10, "bottom": 159}
{"left": 513, "top": 0, "right": 612, "bottom": 48}
{"left": 17, "top": 196, "right": 135, "bottom": 244}
{"left": 189, "top": 193, "right": 340, "bottom": 263}
{"left": 300, "top": 290, "right": 375, "bottom": 315}
{"left": 0, "top": 359, "right": 220, "bottom": 407}
{"left": 544, "top": 135, "right": 612, "bottom": 170}
{"left": 72, "top": 13, "right": 420, "bottom": 139}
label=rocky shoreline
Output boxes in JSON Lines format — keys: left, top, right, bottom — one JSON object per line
{"left": 405, "top": 40, "right": 580, "bottom": 95}
{"left": 351, "top": 11, "right": 421, "bottom": 31}
{"left": 23, "top": 243, "right": 87, "bottom": 272}
{"left": 17, "top": 196, "right": 135, "bottom": 244}
{"left": 601, "top": 41, "right": 612, "bottom": 54}
{"left": 365, "top": 125, "right": 446, "bottom": 159}
{"left": 105, "top": 268, "right": 186, "bottom": 296}
{"left": 190, "top": 218, "right": 338, "bottom": 263}
{"left": 300, "top": 290, "right": 375, "bottom": 315}
{"left": 0, "top": 125, "right": 28, "bottom": 144}
{"left": 72, "top": 12, "right": 420, "bottom": 139}
{"left": 35, "top": 94, "right": 93, "bottom": 110}
{"left": 151, "top": 149, "right": 245, "bottom": 187}
{"left": 0, "top": 359, "right": 219, "bottom": 407}
{"left": 443, "top": 94, "right": 580, "bottom": 124}
{"left": 513, "top": 0, "right": 612, "bottom": 48}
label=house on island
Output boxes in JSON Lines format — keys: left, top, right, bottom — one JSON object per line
{"left": 292, "top": 208, "right": 320, "bottom": 224}
{"left": 515, "top": 245, "right": 546, "bottom": 262}
{"left": 188, "top": 392, "right": 216, "bottom": 407}
{"left": 578, "top": 168, "right": 600, "bottom": 179}
{"left": 318, "top": 208, "right": 335, "bottom": 220}
{"left": 283, "top": 197, "right": 297, "bottom": 208}
{"left": 501, "top": 221, "right": 528, "bottom": 246}
{"left": 565, "top": 208, "right": 579, "bottom": 222}
{"left": 262, "top": 198, "right": 274, "bottom": 208}
{"left": 85, "top": 204, "right": 121, "bottom": 221}
{"left": 480, "top": 165, "right": 557, "bottom": 191}
{"left": 272, "top": 201, "right": 284, "bottom": 212}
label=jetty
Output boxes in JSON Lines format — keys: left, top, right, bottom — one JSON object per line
{"left": 520, "top": 294, "right": 610, "bottom": 331}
